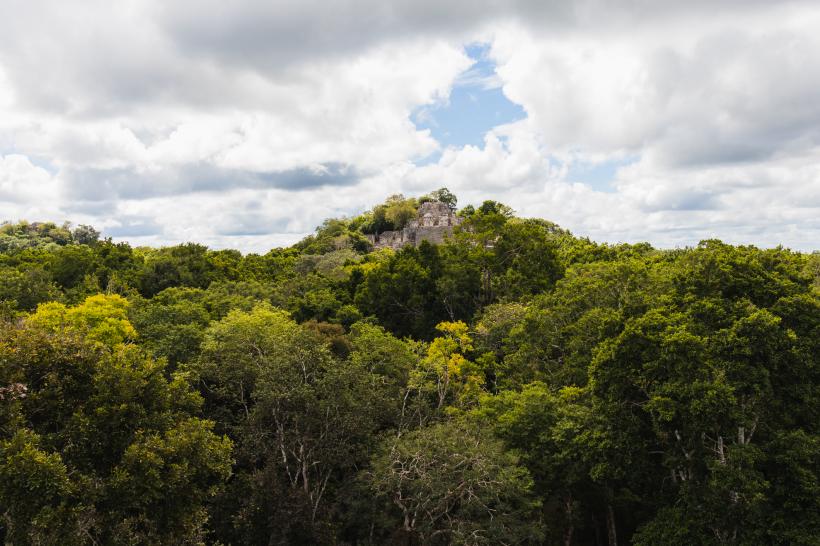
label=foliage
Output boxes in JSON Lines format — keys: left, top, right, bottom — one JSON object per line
{"left": 0, "top": 308, "right": 232, "bottom": 544}
{"left": 27, "top": 294, "right": 137, "bottom": 347}
{"left": 191, "top": 305, "right": 389, "bottom": 543}
{"left": 410, "top": 321, "right": 484, "bottom": 411}
{"left": 368, "top": 421, "right": 542, "bottom": 545}
{"left": 0, "top": 190, "right": 817, "bottom": 545}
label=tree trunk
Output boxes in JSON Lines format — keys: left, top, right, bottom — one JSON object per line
{"left": 564, "top": 524, "right": 575, "bottom": 546}
{"left": 606, "top": 504, "right": 618, "bottom": 546}
{"left": 563, "top": 494, "right": 574, "bottom": 546}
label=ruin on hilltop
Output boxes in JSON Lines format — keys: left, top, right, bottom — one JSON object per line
{"left": 366, "top": 200, "right": 461, "bottom": 250}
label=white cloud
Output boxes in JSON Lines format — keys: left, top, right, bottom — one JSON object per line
{"left": 0, "top": 155, "right": 63, "bottom": 220}
{"left": 492, "top": 5, "right": 820, "bottom": 164}
{"left": 0, "top": 0, "right": 818, "bottom": 251}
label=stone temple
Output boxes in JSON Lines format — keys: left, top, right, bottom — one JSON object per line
{"left": 366, "top": 201, "right": 461, "bottom": 250}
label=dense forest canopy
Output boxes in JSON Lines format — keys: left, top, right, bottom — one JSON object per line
{"left": 0, "top": 189, "right": 818, "bottom": 545}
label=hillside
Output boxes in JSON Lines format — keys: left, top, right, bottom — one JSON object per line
{"left": 0, "top": 189, "right": 818, "bottom": 545}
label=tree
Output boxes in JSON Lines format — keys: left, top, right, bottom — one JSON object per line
{"left": 47, "top": 244, "right": 98, "bottom": 292}
{"left": 0, "top": 221, "right": 73, "bottom": 252}
{"left": 0, "top": 303, "right": 232, "bottom": 544}
{"left": 71, "top": 224, "right": 100, "bottom": 246}
{"left": 0, "top": 266, "right": 60, "bottom": 315}
{"left": 129, "top": 287, "right": 211, "bottom": 369}
{"left": 474, "top": 383, "right": 605, "bottom": 546}
{"left": 591, "top": 294, "right": 818, "bottom": 544}
{"left": 0, "top": 430, "right": 79, "bottom": 545}
{"left": 492, "top": 219, "right": 563, "bottom": 300}
{"left": 502, "top": 258, "right": 661, "bottom": 389}
{"left": 354, "top": 243, "right": 446, "bottom": 339}
{"left": 367, "top": 420, "right": 542, "bottom": 545}
{"left": 1, "top": 200, "right": 818, "bottom": 545}
{"left": 139, "top": 243, "right": 217, "bottom": 297}
{"left": 385, "top": 196, "right": 418, "bottom": 231}
{"left": 27, "top": 293, "right": 137, "bottom": 347}
{"left": 435, "top": 216, "right": 563, "bottom": 321}
{"left": 192, "top": 304, "right": 387, "bottom": 544}
{"left": 410, "top": 321, "right": 484, "bottom": 412}
{"left": 427, "top": 187, "right": 458, "bottom": 211}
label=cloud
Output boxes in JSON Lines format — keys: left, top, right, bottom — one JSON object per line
{"left": 0, "top": 0, "right": 818, "bottom": 252}
{"left": 103, "top": 216, "right": 164, "bottom": 238}
{"left": 491, "top": 4, "right": 820, "bottom": 166}
{"left": 0, "top": 155, "right": 63, "bottom": 220}
{"left": 398, "top": 125, "right": 820, "bottom": 251}
{"left": 60, "top": 162, "right": 360, "bottom": 203}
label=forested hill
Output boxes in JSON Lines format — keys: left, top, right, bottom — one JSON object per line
{"left": 1, "top": 189, "right": 818, "bottom": 545}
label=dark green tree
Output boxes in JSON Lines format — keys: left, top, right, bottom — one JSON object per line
{"left": 367, "top": 420, "right": 542, "bottom": 545}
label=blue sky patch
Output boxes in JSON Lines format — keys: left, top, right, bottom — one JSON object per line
{"left": 1, "top": 146, "right": 59, "bottom": 176}
{"left": 29, "top": 155, "right": 59, "bottom": 176}
{"left": 412, "top": 43, "right": 526, "bottom": 158}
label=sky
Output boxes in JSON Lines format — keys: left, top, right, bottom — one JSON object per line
{"left": 1, "top": 0, "right": 819, "bottom": 252}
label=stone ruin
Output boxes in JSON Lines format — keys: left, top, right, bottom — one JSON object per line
{"left": 366, "top": 200, "right": 461, "bottom": 250}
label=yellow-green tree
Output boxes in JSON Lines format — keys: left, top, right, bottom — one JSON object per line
{"left": 27, "top": 293, "right": 136, "bottom": 347}
{"left": 411, "top": 321, "right": 485, "bottom": 412}
{"left": 0, "top": 297, "right": 232, "bottom": 545}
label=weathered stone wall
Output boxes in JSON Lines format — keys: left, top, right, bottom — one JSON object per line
{"left": 367, "top": 229, "right": 410, "bottom": 249}
{"left": 366, "top": 201, "right": 460, "bottom": 250}
{"left": 408, "top": 202, "right": 459, "bottom": 229}
{"left": 414, "top": 226, "right": 453, "bottom": 246}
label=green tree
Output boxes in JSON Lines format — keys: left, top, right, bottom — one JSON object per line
{"left": 427, "top": 187, "right": 458, "bottom": 210}
{"left": 71, "top": 224, "right": 100, "bottom": 246}
{"left": 367, "top": 421, "right": 542, "bottom": 545}
{"left": 192, "top": 305, "right": 387, "bottom": 544}
{"left": 129, "top": 287, "right": 211, "bottom": 369}
{"left": 474, "top": 383, "right": 606, "bottom": 546}
{"left": 354, "top": 243, "right": 446, "bottom": 339}
{"left": 0, "top": 305, "right": 232, "bottom": 544}
{"left": 139, "top": 243, "right": 217, "bottom": 297}
{"left": 385, "top": 196, "right": 418, "bottom": 231}
{"left": 0, "top": 266, "right": 60, "bottom": 315}
{"left": 0, "top": 430, "right": 80, "bottom": 545}
{"left": 592, "top": 296, "right": 818, "bottom": 544}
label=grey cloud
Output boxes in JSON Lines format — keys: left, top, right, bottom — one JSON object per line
{"left": 639, "top": 191, "right": 723, "bottom": 212}
{"left": 215, "top": 213, "right": 292, "bottom": 237}
{"left": 2, "top": 0, "right": 796, "bottom": 115}
{"left": 497, "top": 6, "right": 820, "bottom": 171}
{"left": 0, "top": 0, "right": 507, "bottom": 114}
{"left": 61, "top": 162, "right": 360, "bottom": 201}
{"left": 60, "top": 199, "right": 120, "bottom": 217}
{"left": 155, "top": 1, "right": 558, "bottom": 71}
{"left": 104, "top": 216, "right": 164, "bottom": 237}
{"left": 652, "top": 30, "right": 820, "bottom": 167}
{"left": 255, "top": 163, "right": 358, "bottom": 190}
{"left": 156, "top": 0, "right": 792, "bottom": 72}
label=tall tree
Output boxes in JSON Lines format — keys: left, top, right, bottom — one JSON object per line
{"left": 192, "top": 304, "right": 387, "bottom": 544}
{"left": 367, "top": 420, "right": 542, "bottom": 545}
{"left": 0, "top": 299, "right": 232, "bottom": 545}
